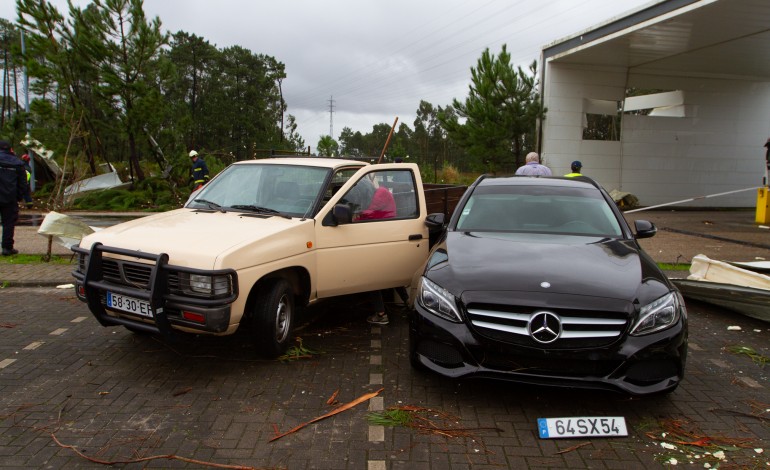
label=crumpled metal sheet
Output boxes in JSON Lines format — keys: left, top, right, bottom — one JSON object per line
{"left": 37, "top": 211, "right": 96, "bottom": 249}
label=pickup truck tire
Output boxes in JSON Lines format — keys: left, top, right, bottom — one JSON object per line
{"left": 252, "top": 278, "right": 294, "bottom": 357}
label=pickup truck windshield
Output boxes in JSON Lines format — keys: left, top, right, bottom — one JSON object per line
{"left": 186, "top": 163, "right": 331, "bottom": 217}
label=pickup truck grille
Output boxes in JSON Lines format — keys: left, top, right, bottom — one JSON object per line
{"left": 103, "top": 259, "right": 152, "bottom": 288}
{"left": 467, "top": 304, "right": 629, "bottom": 349}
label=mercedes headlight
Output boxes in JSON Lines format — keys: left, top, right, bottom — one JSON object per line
{"left": 631, "top": 292, "right": 682, "bottom": 336}
{"left": 418, "top": 276, "right": 462, "bottom": 323}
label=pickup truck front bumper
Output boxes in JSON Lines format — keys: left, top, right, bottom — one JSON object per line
{"left": 72, "top": 243, "right": 238, "bottom": 335}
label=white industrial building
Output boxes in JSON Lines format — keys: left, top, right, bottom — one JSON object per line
{"left": 539, "top": 0, "right": 770, "bottom": 207}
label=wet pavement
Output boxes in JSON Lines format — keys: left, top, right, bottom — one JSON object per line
{"left": 0, "top": 287, "right": 768, "bottom": 469}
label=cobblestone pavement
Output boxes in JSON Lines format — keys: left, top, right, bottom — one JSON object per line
{"left": 1, "top": 288, "right": 768, "bottom": 469}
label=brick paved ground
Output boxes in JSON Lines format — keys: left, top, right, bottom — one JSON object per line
{"left": 1, "top": 287, "right": 768, "bottom": 469}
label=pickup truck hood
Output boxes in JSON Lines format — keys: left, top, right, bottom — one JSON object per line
{"left": 78, "top": 209, "right": 313, "bottom": 269}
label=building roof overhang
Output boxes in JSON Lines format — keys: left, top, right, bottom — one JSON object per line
{"left": 543, "top": 0, "right": 770, "bottom": 80}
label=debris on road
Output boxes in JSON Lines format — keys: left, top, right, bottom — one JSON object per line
{"left": 269, "top": 388, "right": 384, "bottom": 442}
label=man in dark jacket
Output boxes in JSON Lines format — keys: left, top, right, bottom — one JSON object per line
{"left": 188, "top": 150, "right": 210, "bottom": 190}
{"left": 0, "top": 140, "right": 26, "bottom": 256}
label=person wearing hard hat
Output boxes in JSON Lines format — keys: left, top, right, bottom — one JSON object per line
{"left": 565, "top": 160, "right": 583, "bottom": 178}
{"left": 188, "top": 150, "right": 210, "bottom": 190}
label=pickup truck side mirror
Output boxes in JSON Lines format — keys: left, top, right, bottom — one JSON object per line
{"left": 332, "top": 204, "right": 353, "bottom": 225}
{"left": 634, "top": 219, "right": 657, "bottom": 239}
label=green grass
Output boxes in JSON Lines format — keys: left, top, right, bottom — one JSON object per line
{"left": 657, "top": 263, "right": 691, "bottom": 271}
{"left": 0, "top": 254, "right": 75, "bottom": 265}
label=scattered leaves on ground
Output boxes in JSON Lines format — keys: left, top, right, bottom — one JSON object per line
{"left": 645, "top": 418, "right": 766, "bottom": 467}
{"left": 277, "top": 337, "right": 323, "bottom": 362}
{"left": 367, "top": 405, "right": 503, "bottom": 453}
{"left": 725, "top": 345, "right": 768, "bottom": 367}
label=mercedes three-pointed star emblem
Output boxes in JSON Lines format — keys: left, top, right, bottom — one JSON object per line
{"left": 527, "top": 311, "right": 562, "bottom": 344}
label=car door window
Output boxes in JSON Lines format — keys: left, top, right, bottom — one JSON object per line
{"left": 338, "top": 169, "right": 417, "bottom": 222}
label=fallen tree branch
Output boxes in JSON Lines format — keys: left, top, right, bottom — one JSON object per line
{"left": 50, "top": 432, "right": 273, "bottom": 469}
{"left": 270, "top": 388, "right": 384, "bottom": 442}
{"left": 555, "top": 442, "right": 592, "bottom": 454}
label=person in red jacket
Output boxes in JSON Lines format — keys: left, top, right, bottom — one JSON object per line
{"left": 358, "top": 186, "right": 396, "bottom": 220}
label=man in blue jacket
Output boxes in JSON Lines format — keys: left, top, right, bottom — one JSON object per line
{"left": 188, "top": 150, "right": 210, "bottom": 190}
{"left": 0, "top": 140, "right": 26, "bottom": 256}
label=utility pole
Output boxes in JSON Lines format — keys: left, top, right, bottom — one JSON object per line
{"left": 328, "top": 95, "right": 335, "bottom": 138}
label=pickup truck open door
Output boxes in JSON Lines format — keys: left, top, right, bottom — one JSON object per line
{"left": 314, "top": 163, "right": 429, "bottom": 298}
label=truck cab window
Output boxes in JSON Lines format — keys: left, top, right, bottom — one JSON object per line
{"left": 340, "top": 169, "right": 417, "bottom": 222}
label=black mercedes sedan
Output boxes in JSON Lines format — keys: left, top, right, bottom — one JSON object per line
{"left": 409, "top": 175, "right": 687, "bottom": 396}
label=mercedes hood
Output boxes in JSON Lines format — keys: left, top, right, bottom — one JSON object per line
{"left": 426, "top": 231, "right": 666, "bottom": 303}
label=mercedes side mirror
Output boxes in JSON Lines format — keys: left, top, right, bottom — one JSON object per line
{"left": 634, "top": 220, "right": 657, "bottom": 239}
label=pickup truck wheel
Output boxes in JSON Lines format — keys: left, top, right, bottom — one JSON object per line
{"left": 252, "top": 279, "right": 294, "bottom": 357}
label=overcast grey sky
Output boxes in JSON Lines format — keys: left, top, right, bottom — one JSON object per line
{"left": 1, "top": 0, "right": 652, "bottom": 152}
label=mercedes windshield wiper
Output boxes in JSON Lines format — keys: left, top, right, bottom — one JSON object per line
{"left": 194, "top": 198, "right": 226, "bottom": 213}
{"left": 230, "top": 205, "right": 291, "bottom": 219}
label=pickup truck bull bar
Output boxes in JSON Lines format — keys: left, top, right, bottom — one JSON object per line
{"left": 72, "top": 243, "right": 238, "bottom": 336}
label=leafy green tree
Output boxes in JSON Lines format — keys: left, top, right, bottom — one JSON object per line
{"left": 439, "top": 45, "right": 545, "bottom": 174}
{"left": 365, "top": 123, "right": 393, "bottom": 157}
{"left": 163, "top": 31, "right": 218, "bottom": 149}
{"left": 284, "top": 114, "right": 305, "bottom": 152}
{"left": 166, "top": 40, "right": 287, "bottom": 160}
{"left": 338, "top": 126, "right": 365, "bottom": 157}
{"left": 387, "top": 122, "right": 413, "bottom": 161}
{"left": 17, "top": 0, "right": 168, "bottom": 180}
{"left": 93, "top": 0, "right": 168, "bottom": 181}
{"left": 17, "top": 0, "right": 103, "bottom": 172}
{"left": 0, "top": 18, "right": 22, "bottom": 128}
{"left": 338, "top": 126, "right": 354, "bottom": 156}
{"left": 316, "top": 135, "right": 338, "bottom": 157}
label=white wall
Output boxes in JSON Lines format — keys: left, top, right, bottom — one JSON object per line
{"left": 542, "top": 62, "right": 770, "bottom": 207}
{"left": 541, "top": 63, "right": 626, "bottom": 189}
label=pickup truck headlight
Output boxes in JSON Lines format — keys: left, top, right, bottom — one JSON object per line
{"left": 630, "top": 292, "right": 682, "bottom": 336}
{"left": 180, "top": 272, "right": 233, "bottom": 296}
{"left": 418, "top": 276, "right": 462, "bottom": 323}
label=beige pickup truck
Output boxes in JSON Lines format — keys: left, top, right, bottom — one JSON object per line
{"left": 72, "top": 157, "right": 454, "bottom": 356}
